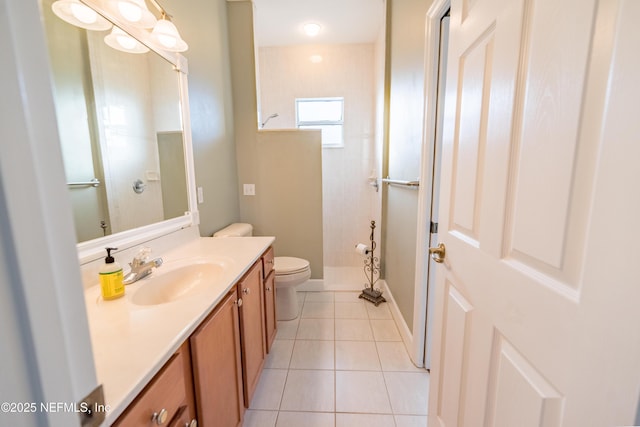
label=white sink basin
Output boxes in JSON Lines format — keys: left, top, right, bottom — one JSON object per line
{"left": 131, "top": 260, "right": 224, "bottom": 306}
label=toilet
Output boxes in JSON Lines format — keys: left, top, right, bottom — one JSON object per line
{"left": 213, "top": 223, "right": 310, "bottom": 320}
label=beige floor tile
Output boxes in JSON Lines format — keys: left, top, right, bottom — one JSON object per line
{"left": 276, "top": 318, "right": 299, "bottom": 340}
{"left": 376, "top": 341, "right": 424, "bottom": 372}
{"left": 334, "top": 291, "right": 363, "bottom": 302}
{"left": 335, "top": 371, "right": 391, "bottom": 414}
{"left": 249, "top": 282, "right": 430, "bottom": 424}
{"left": 370, "top": 319, "right": 402, "bottom": 341}
{"left": 383, "top": 372, "right": 430, "bottom": 415}
{"left": 276, "top": 411, "right": 335, "bottom": 427}
{"left": 335, "top": 318, "right": 374, "bottom": 341}
{"left": 335, "top": 341, "right": 380, "bottom": 371}
{"left": 336, "top": 413, "right": 395, "bottom": 427}
{"left": 296, "top": 318, "right": 335, "bottom": 340}
{"left": 366, "top": 302, "right": 393, "bottom": 319}
{"left": 335, "top": 302, "right": 368, "bottom": 319}
{"left": 249, "top": 369, "right": 288, "bottom": 410}
{"left": 264, "top": 339, "right": 294, "bottom": 369}
{"left": 280, "top": 370, "right": 335, "bottom": 412}
{"left": 242, "top": 410, "right": 278, "bottom": 427}
{"left": 305, "top": 291, "right": 335, "bottom": 302}
{"left": 290, "top": 340, "right": 334, "bottom": 370}
{"left": 394, "top": 415, "right": 429, "bottom": 427}
{"left": 302, "top": 301, "right": 335, "bottom": 318}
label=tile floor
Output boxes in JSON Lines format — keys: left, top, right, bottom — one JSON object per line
{"left": 242, "top": 291, "right": 429, "bottom": 427}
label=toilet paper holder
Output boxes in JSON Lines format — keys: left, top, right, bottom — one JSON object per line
{"left": 357, "top": 221, "right": 386, "bottom": 306}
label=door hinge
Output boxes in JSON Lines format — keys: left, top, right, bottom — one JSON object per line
{"left": 78, "top": 384, "right": 106, "bottom": 427}
{"left": 430, "top": 221, "right": 439, "bottom": 234}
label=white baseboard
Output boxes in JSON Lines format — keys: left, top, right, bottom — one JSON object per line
{"left": 379, "top": 280, "right": 415, "bottom": 361}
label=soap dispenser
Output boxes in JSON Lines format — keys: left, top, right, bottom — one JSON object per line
{"left": 99, "top": 247, "right": 124, "bottom": 300}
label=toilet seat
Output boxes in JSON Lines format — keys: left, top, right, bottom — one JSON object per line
{"left": 274, "top": 257, "right": 310, "bottom": 276}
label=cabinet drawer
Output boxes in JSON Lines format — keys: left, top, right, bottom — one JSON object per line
{"left": 114, "top": 347, "right": 189, "bottom": 426}
{"left": 261, "top": 247, "right": 274, "bottom": 279}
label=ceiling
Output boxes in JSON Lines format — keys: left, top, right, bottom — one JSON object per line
{"left": 252, "top": 0, "right": 386, "bottom": 47}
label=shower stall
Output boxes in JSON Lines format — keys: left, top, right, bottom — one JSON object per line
{"left": 256, "top": 42, "right": 384, "bottom": 290}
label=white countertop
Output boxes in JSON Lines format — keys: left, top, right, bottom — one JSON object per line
{"left": 83, "top": 236, "right": 275, "bottom": 425}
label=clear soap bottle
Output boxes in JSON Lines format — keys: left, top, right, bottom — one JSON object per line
{"left": 99, "top": 247, "right": 124, "bottom": 300}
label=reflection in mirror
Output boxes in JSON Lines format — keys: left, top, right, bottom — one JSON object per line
{"left": 42, "top": 0, "right": 188, "bottom": 243}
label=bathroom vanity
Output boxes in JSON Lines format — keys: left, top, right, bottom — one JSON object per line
{"left": 84, "top": 236, "right": 276, "bottom": 425}
{"left": 40, "top": 1, "right": 280, "bottom": 424}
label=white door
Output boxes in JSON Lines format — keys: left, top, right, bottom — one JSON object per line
{"left": 428, "top": 0, "right": 640, "bottom": 425}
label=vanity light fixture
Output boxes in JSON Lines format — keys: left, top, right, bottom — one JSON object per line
{"left": 104, "top": 26, "right": 150, "bottom": 53}
{"left": 303, "top": 22, "right": 321, "bottom": 37}
{"left": 51, "top": 0, "right": 112, "bottom": 31}
{"left": 52, "top": 0, "right": 188, "bottom": 53}
{"left": 108, "top": 0, "right": 157, "bottom": 29}
{"left": 149, "top": 13, "right": 188, "bottom": 52}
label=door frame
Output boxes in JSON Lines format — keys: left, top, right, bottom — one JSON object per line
{"left": 0, "top": 0, "right": 99, "bottom": 425}
{"left": 411, "top": 0, "right": 451, "bottom": 368}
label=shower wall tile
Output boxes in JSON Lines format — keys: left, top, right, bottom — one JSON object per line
{"left": 259, "top": 44, "right": 380, "bottom": 269}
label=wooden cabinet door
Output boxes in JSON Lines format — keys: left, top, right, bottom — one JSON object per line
{"left": 263, "top": 269, "right": 276, "bottom": 353}
{"left": 190, "top": 289, "right": 244, "bottom": 427}
{"left": 238, "top": 261, "right": 266, "bottom": 407}
{"left": 114, "top": 342, "right": 193, "bottom": 426}
{"left": 261, "top": 246, "right": 276, "bottom": 353}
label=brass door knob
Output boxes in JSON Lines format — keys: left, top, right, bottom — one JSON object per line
{"left": 429, "top": 243, "right": 446, "bottom": 263}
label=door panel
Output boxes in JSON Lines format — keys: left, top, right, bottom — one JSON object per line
{"left": 449, "top": 27, "right": 494, "bottom": 246}
{"left": 429, "top": 0, "right": 640, "bottom": 425}
{"left": 436, "top": 283, "right": 473, "bottom": 426}
{"left": 504, "top": 0, "right": 598, "bottom": 291}
{"left": 485, "top": 334, "right": 563, "bottom": 427}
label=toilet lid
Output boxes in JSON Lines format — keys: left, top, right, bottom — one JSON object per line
{"left": 274, "top": 257, "right": 310, "bottom": 275}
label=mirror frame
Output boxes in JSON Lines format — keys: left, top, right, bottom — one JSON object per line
{"left": 72, "top": 0, "right": 198, "bottom": 263}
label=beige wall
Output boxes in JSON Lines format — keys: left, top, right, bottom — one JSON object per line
{"left": 382, "top": 0, "right": 434, "bottom": 329}
{"left": 258, "top": 44, "right": 380, "bottom": 269}
{"left": 227, "top": 1, "right": 324, "bottom": 278}
{"left": 255, "top": 130, "right": 324, "bottom": 277}
{"left": 165, "top": 0, "right": 241, "bottom": 237}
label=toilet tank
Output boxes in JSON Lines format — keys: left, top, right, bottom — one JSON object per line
{"left": 213, "top": 223, "right": 253, "bottom": 237}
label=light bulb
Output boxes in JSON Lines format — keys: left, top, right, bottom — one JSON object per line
{"left": 304, "top": 23, "right": 321, "bottom": 37}
{"left": 118, "top": 1, "right": 142, "bottom": 22}
{"left": 116, "top": 34, "right": 137, "bottom": 50}
{"left": 105, "top": 26, "right": 148, "bottom": 53}
{"left": 70, "top": 2, "right": 97, "bottom": 24}
{"left": 151, "top": 19, "right": 187, "bottom": 51}
{"left": 158, "top": 34, "right": 177, "bottom": 48}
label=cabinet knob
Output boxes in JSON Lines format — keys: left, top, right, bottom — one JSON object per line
{"left": 243, "top": 288, "right": 250, "bottom": 295}
{"left": 266, "top": 287, "right": 271, "bottom": 292}
{"left": 152, "top": 408, "right": 168, "bottom": 425}
{"left": 235, "top": 298, "right": 243, "bottom": 307}
{"left": 185, "top": 419, "right": 197, "bottom": 427}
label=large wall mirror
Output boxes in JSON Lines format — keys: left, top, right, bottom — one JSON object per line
{"left": 41, "top": 0, "right": 197, "bottom": 261}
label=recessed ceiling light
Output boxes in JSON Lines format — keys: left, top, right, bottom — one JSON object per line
{"left": 303, "top": 23, "right": 321, "bottom": 37}
{"left": 309, "top": 55, "right": 323, "bottom": 63}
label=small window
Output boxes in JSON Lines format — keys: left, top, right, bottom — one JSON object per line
{"left": 295, "top": 97, "right": 344, "bottom": 148}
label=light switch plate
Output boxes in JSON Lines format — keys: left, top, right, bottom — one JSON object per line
{"left": 243, "top": 184, "right": 255, "bottom": 196}
{"left": 197, "top": 186, "right": 204, "bottom": 203}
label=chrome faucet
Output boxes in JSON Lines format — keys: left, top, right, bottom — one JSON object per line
{"left": 123, "top": 247, "right": 163, "bottom": 285}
